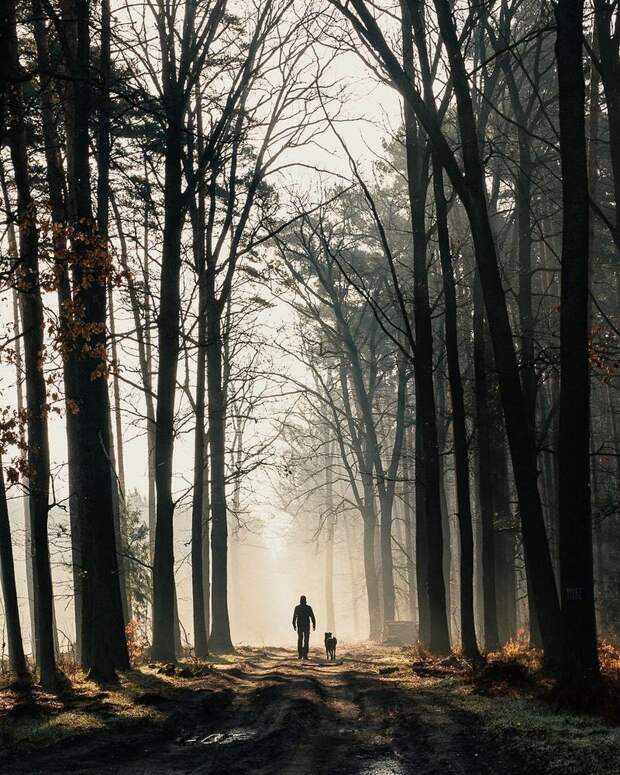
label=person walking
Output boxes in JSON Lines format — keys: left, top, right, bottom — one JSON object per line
{"left": 292, "top": 595, "right": 316, "bottom": 659}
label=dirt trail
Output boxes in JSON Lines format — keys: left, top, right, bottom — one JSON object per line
{"left": 1, "top": 646, "right": 543, "bottom": 774}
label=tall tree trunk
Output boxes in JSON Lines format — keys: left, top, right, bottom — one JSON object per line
{"left": 152, "top": 104, "right": 185, "bottom": 662}
{"left": 504, "top": 62, "right": 538, "bottom": 435}
{"left": 588, "top": 24, "right": 605, "bottom": 638}
{"left": 402, "top": 1, "right": 450, "bottom": 655}
{"left": 376, "top": 485, "right": 396, "bottom": 626}
{"left": 206, "top": 306, "right": 233, "bottom": 652}
{"left": 374, "top": 368, "right": 407, "bottom": 629}
{"left": 13, "top": 292, "right": 36, "bottom": 659}
{"left": 347, "top": 356, "right": 399, "bottom": 626}
{"left": 110, "top": 191, "right": 156, "bottom": 575}
{"left": 413, "top": 0, "right": 564, "bottom": 658}
{"left": 0, "top": 167, "right": 36, "bottom": 658}
{"left": 30, "top": 3, "right": 84, "bottom": 662}
{"left": 362, "top": 506, "right": 382, "bottom": 641}
{"left": 202, "top": 446, "right": 211, "bottom": 641}
{"left": 7, "top": 5, "right": 58, "bottom": 687}
{"left": 436, "top": 374, "right": 452, "bottom": 626}
{"left": 189, "top": 94, "right": 209, "bottom": 659}
{"left": 325, "top": 440, "right": 336, "bottom": 632}
{"left": 0, "top": 455, "right": 29, "bottom": 681}
{"left": 108, "top": 286, "right": 130, "bottom": 622}
{"left": 415, "top": 420, "right": 431, "bottom": 647}
{"left": 402, "top": 425, "right": 417, "bottom": 622}
{"left": 555, "top": 0, "right": 600, "bottom": 682}
{"left": 96, "top": 0, "right": 125, "bottom": 587}
{"left": 97, "top": 0, "right": 130, "bottom": 628}
{"left": 343, "top": 516, "right": 361, "bottom": 637}
{"left": 594, "top": 0, "right": 620, "bottom": 250}
{"left": 337, "top": 363, "right": 381, "bottom": 639}
{"left": 191, "top": 274, "right": 209, "bottom": 658}
{"left": 142, "top": 199, "right": 157, "bottom": 565}
{"left": 61, "top": 0, "right": 129, "bottom": 678}
{"left": 434, "top": 161, "right": 481, "bottom": 661}
{"left": 473, "top": 277, "right": 501, "bottom": 652}
{"left": 489, "top": 408, "right": 517, "bottom": 645}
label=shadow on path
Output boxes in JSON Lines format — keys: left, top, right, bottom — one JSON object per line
{"left": 0, "top": 648, "right": 549, "bottom": 775}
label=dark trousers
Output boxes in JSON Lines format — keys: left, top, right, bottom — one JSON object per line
{"left": 297, "top": 627, "right": 310, "bottom": 658}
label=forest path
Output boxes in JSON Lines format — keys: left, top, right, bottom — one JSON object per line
{"left": 2, "top": 645, "right": 550, "bottom": 774}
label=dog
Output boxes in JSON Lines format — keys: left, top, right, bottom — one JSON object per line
{"left": 324, "top": 632, "right": 337, "bottom": 660}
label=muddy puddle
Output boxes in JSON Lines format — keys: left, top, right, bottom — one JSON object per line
{"left": 183, "top": 726, "right": 258, "bottom": 746}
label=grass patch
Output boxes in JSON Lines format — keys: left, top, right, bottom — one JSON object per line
{"left": 0, "top": 662, "right": 208, "bottom": 752}
{"left": 414, "top": 671, "right": 620, "bottom": 774}
{"left": 477, "top": 689, "right": 618, "bottom": 773}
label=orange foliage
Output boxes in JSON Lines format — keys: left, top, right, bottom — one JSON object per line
{"left": 598, "top": 640, "right": 620, "bottom": 673}
{"left": 125, "top": 620, "right": 149, "bottom": 665}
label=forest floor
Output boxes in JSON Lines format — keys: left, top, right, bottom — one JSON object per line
{"left": 1, "top": 643, "right": 620, "bottom": 774}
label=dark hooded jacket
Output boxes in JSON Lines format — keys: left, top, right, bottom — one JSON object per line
{"left": 292, "top": 595, "right": 316, "bottom": 631}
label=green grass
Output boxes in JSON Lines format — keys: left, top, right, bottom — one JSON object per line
{"left": 0, "top": 665, "right": 186, "bottom": 751}
{"left": 419, "top": 676, "right": 620, "bottom": 774}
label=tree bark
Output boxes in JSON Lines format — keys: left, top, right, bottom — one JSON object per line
{"left": 7, "top": 5, "right": 58, "bottom": 687}
{"left": 338, "top": 362, "right": 382, "bottom": 640}
{"left": 594, "top": 0, "right": 620, "bottom": 250}
{"left": 202, "top": 442, "right": 211, "bottom": 642}
{"left": 436, "top": 366, "right": 452, "bottom": 629}
{"left": 432, "top": 0, "right": 562, "bottom": 658}
{"left": 434, "top": 161, "right": 481, "bottom": 661}
{"left": 151, "top": 102, "right": 185, "bottom": 662}
{"left": 401, "top": 2, "right": 450, "bottom": 655}
{"left": 206, "top": 306, "right": 233, "bottom": 652}
{"left": 363, "top": 504, "right": 382, "bottom": 641}
{"left": 415, "top": 421, "right": 431, "bottom": 647}
{"left": 0, "top": 455, "right": 29, "bottom": 681}
{"left": 555, "top": 0, "right": 600, "bottom": 682}
{"left": 402, "top": 425, "right": 417, "bottom": 623}
{"left": 108, "top": 286, "right": 130, "bottom": 622}
{"left": 61, "top": 0, "right": 129, "bottom": 678}
{"left": 0, "top": 162, "right": 37, "bottom": 660}
{"left": 191, "top": 271, "right": 209, "bottom": 658}
{"left": 489, "top": 405, "right": 517, "bottom": 645}
{"left": 110, "top": 191, "right": 157, "bottom": 575}
{"left": 473, "top": 277, "right": 501, "bottom": 652}
{"left": 343, "top": 515, "right": 361, "bottom": 637}
{"left": 31, "top": 0, "right": 83, "bottom": 662}
{"left": 325, "top": 440, "right": 336, "bottom": 633}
